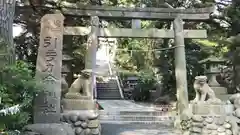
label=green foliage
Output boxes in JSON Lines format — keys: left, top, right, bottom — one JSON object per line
{"left": 115, "top": 38, "right": 155, "bottom": 71}
{"left": 132, "top": 69, "right": 157, "bottom": 101}
{"left": 0, "top": 61, "right": 41, "bottom": 131}
{"left": 118, "top": 70, "right": 139, "bottom": 80}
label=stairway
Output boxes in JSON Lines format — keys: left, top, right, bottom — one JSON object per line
{"left": 99, "top": 110, "right": 175, "bottom": 124}
{"left": 97, "top": 79, "right": 123, "bottom": 99}
{"left": 97, "top": 100, "right": 175, "bottom": 124}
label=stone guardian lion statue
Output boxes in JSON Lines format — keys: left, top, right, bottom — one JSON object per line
{"left": 192, "top": 76, "right": 221, "bottom": 104}
{"left": 64, "top": 69, "right": 93, "bottom": 99}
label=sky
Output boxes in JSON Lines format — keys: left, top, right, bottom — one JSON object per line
{"left": 13, "top": 26, "right": 22, "bottom": 37}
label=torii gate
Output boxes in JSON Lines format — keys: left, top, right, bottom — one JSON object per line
{"left": 60, "top": 5, "right": 214, "bottom": 116}
{"left": 32, "top": 3, "right": 213, "bottom": 124}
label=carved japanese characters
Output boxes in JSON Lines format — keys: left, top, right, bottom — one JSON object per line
{"left": 64, "top": 69, "right": 93, "bottom": 99}
{"left": 192, "top": 76, "right": 221, "bottom": 104}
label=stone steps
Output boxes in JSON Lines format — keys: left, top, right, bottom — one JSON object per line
{"left": 99, "top": 115, "right": 175, "bottom": 121}
{"left": 99, "top": 120, "right": 174, "bottom": 124}
{"left": 99, "top": 109, "right": 175, "bottom": 124}
{"left": 97, "top": 96, "right": 122, "bottom": 99}
{"left": 97, "top": 87, "right": 119, "bottom": 91}
{"left": 97, "top": 79, "right": 122, "bottom": 99}
{"left": 97, "top": 100, "right": 175, "bottom": 124}
{"left": 100, "top": 111, "right": 171, "bottom": 116}
{"left": 97, "top": 90, "right": 121, "bottom": 99}
{"left": 97, "top": 85, "right": 118, "bottom": 89}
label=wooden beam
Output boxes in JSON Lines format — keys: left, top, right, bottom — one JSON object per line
{"left": 16, "top": 5, "right": 214, "bottom": 20}
{"left": 64, "top": 27, "right": 207, "bottom": 39}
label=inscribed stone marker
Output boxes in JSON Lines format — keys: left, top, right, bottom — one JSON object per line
{"left": 34, "top": 14, "right": 64, "bottom": 123}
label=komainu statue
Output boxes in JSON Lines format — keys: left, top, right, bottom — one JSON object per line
{"left": 64, "top": 69, "right": 93, "bottom": 99}
{"left": 192, "top": 76, "right": 221, "bottom": 104}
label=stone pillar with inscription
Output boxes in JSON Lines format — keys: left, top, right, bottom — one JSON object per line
{"left": 22, "top": 13, "right": 75, "bottom": 135}
{"left": 34, "top": 14, "right": 64, "bottom": 123}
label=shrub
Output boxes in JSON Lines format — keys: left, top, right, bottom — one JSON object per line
{"left": 132, "top": 69, "right": 157, "bottom": 101}
{"left": 0, "top": 61, "right": 41, "bottom": 131}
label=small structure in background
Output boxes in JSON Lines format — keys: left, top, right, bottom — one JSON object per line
{"left": 61, "top": 54, "right": 73, "bottom": 99}
{"left": 199, "top": 57, "right": 230, "bottom": 101}
{"left": 62, "top": 54, "right": 73, "bottom": 85}
{"left": 122, "top": 76, "right": 139, "bottom": 99}
{"left": 123, "top": 76, "right": 138, "bottom": 90}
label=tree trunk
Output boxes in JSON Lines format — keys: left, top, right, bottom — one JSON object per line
{"left": 0, "top": 0, "right": 16, "bottom": 65}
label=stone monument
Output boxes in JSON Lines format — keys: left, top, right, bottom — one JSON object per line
{"left": 22, "top": 14, "right": 75, "bottom": 135}
{"left": 34, "top": 13, "right": 64, "bottom": 123}
{"left": 61, "top": 69, "right": 101, "bottom": 135}
{"left": 199, "top": 57, "right": 230, "bottom": 101}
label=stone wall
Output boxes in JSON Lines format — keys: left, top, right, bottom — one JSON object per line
{"left": 188, "top": 103, "right": 235, "bottom": 135}
{"left": 228, "top": 93, "right": 240, "bottom": 135}
{"left": 190, "top": 115, "right": 232, "bottom": 135}
{"left": 60, "top": 111, "right": 101, "bottom": 135}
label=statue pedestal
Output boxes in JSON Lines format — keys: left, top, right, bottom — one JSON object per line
{"left": 62, "top": 98, "right": 96, "bottom": 110}
{"left": 188, "top": 103, "right": 234, "bottom": 135}
{"left": 61, "top": 97, "right": 101, "bottom": 135}
{"left": 190, "top": 103, "right": 233, "bottom": 115}
{"left": 61, "top": 110, "right": 101, "bottom": 135}
{"left": 211, "top": 87, "right": 231, "bottom": 101}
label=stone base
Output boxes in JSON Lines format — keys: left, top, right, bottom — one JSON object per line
{"left": 188, "top": 103, "right": 235, "bottom": 135}
{"left": 211, "top": 87, "right": 227, "bottom": 95}
{"left": 64, "top": 94, "right": 92, "bottom": 100}
{"left": 62, "top": 98, "right": 96, "bottom": 110}
{"left": 22, "top": 123, "right": 75, "bottom": 135}
{"left": 61, "top": 110, "right": 101, "bottom": 135}
{"left": 190, "top": 103, "right": 233, "bottom": 115}
{"left": 217, "top": 94, "right": 232, "bottom": 101}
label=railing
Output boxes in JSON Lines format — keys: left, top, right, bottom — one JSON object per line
{"left": 116, "top": 75, "right": 124, "bottom": 99}
{"left": 108, "top": 62, "right": 124, "bottom": 99}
